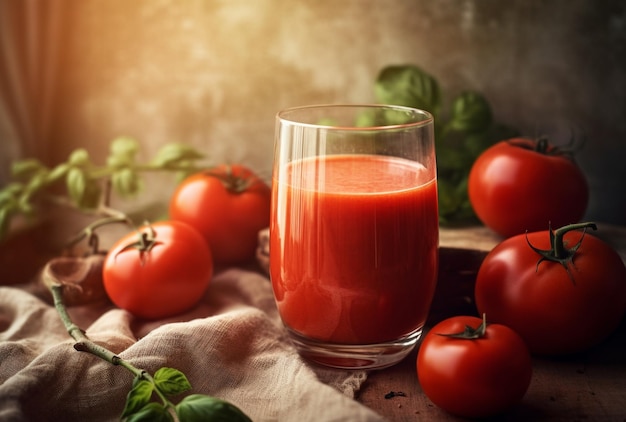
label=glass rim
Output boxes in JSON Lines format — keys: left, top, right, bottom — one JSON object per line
{"left": 276, "top": 103, "right": 434, "bottom": 131}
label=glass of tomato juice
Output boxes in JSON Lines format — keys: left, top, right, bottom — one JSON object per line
{"left": 270, "top": 104, "right": 439, "bottom": 370}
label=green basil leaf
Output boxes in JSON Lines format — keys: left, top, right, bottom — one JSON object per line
{"left": 17, "top": 192, "right": 35, "bottom": 215}
{"left": 436, "top": 146, "right": 472, "bottom": 172}
{"left": 175, "top": 394, "right": 251, "bottom": 422}
{"left": 112, "top": 168, "right": 142, "bottom": 198}
{"left": 354, "top": 111, "right": 376, "bottom": 128}
{"left": 108, "top": 137, "right": 139, "bottom": 168}
{"left": 79, "top": 180, "right": 102, "bottom": 209}
{"left": 121, "top": 379, "right": 154, "bottom": 418}
{"left": 374, "top": 65, "right": 441, "bottom": 114}
{"left": 66, "top": 168, "right": 86, "bottom": 205}
{"left": 107, "top": 154, "right": 131, "bottom": 168}
{"left": 153, "top": 367, "right": 192, "bottom": 396}
{"left": 463, "top": 132, "right": 492, "bottom": 159}
{"left": 448, "top": 91, "right": 492, "bottom": 134}
{"left": 124, "top": 402, "right": 173, "bottom": 422}
{"left": 66, "top": 168, "right": 101, "bottom": 209}
{"left": 0, "top": 187, "right": 21, "bottom": 238}
{"left": 11, "top": 159, "right": 46, "bottom": 180}
{"left": 317, "top": 117, "right": 339, "bottom": 126}
{"left": 0, "top": 207, "right": 12, "bottom": 241}
{"left": 462, "top": 123, "right": 520, "bottom": 160}
{"left": 151, "top": 144, "right": 204, "bottom": 168}
{"left": 111, "top": 136, "right": 139, "bottom": 157}
{"left": 0, "top": 183, "right": 22, "bottom": 202}
{"left": 24, "top": 173, "right": 49, "bottom": 195}
{"left": 437, "top": 178, "right": 463, "bottom": 219}
{"left": 354, "top": 107, "right": 420, "bottom": 128}
{"left": 68, "top": 149, "right": 90, "bottom": 166}
{"left": 46, "top": 163, "right": 70, "bottom": 183}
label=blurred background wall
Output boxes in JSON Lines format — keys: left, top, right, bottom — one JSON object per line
{"left": 1, "top": 0, "right": 625, "bottom": 225}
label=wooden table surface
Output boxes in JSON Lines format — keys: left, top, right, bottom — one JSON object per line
{"left": 357, "top": 224, "right": 626, "bottom": 421}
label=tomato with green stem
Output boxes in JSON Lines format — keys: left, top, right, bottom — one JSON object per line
{"left": 169, "top": 164, "right": 271, "bottom": 265}
{"left": 475, "top": 222, "right": 626, "bottom": 355}
{"left": 468, "top": 137, "right": 588, "bottom": 238}
{"left": 417, "top": 314, "right": 532, "bottom": 419}
{"left": 103, "top": 221, "right": 213, "bottom": 320}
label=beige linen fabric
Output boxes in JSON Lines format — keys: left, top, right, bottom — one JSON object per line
{"left": 0, "top": 269, "right": 384, "bottom": 422}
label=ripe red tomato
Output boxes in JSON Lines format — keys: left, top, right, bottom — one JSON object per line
{"left": 169, "top": 164, "right": 271, "bottom": 265}
{"left": 417, "top": 315, "right": 532, "bottom": 419}
{"left": 468, "top": 137, "right": 588, "bottom": 238}
{"left": 103, "top": 221, "right": 213, "bottom": 320}
{"left": 475, "top": 222, "right": 626, "bottom": 355}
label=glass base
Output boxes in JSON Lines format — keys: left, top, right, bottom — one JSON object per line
{"left": 286, "top": 327, "right": 423, "bottom": 370}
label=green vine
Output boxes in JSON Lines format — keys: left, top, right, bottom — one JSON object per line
{"left": 0, "top": 137, "right": 208, "bottom": 241}
{"left": 4, "top": 137, "right": 253, "bottom": 420}
{"left": 45, "top": 278, "right": 251, "bottom": 421}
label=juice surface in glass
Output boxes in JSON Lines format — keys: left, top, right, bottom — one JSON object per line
{"left": 270, "top": 154, "right": 439, "bottom": 345}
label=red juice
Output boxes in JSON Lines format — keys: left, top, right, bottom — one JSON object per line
{"left": 270, "top": 154, "right": 439, "bottom": 345}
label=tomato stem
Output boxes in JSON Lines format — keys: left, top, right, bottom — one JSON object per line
{"left": 438, "top": 313, "right": 488, "bottom": 339}
{"left": 116, "top": 223, "right": 163, "bottom": 266}
{"left": 508, "top": 133, "right": 584, "bottom": 159}
{"left": 535, "top": 137, "right": 549, "bottom": 154}
{"left": 526, "top": 222, "right": 597, "bottom": 284}
{"left": 65, "top": 213, "right": 133, "bottom": 254}
{"left": 204, "top": 165, "right": 258, "bottom": 194}
{"left": 552, "top": 222, "right": 597, "bottom": 258}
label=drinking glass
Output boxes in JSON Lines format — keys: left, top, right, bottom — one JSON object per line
{"left": 270, "top": 104, "right": 438, "bottom": 369}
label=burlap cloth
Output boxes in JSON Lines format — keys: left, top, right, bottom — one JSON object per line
{"left": 0, "top": 267, "right": 385, "bottom": 421}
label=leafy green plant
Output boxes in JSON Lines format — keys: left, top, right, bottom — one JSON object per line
{"left": 4, "top": 138, "right": 252, "bottom": 420}
{"left": 372, "top": 64, "right": 519, "bottom": 223}
{"left": 0, "top": 137, "right": 206, "bottom": 241}
{"left": 45, "top": 273, "right": 251, "bottom": 421}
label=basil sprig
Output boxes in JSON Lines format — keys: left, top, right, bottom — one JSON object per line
{"left": 372, "top": 64, "right": 519, "bottom": 224}
{"left": 0, "top": 137, "right": 206, "bottom": 241}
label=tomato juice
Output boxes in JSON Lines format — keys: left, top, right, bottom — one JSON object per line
{"left": 270, "top": 154, "right": 439, "bottom": 345}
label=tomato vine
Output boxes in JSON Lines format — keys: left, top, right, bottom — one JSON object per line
{"left": 2, "top": 138, "right": 253, "bottom": 421}
{"left": 0, "top": 137, "right": 207, "bottom": 241}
